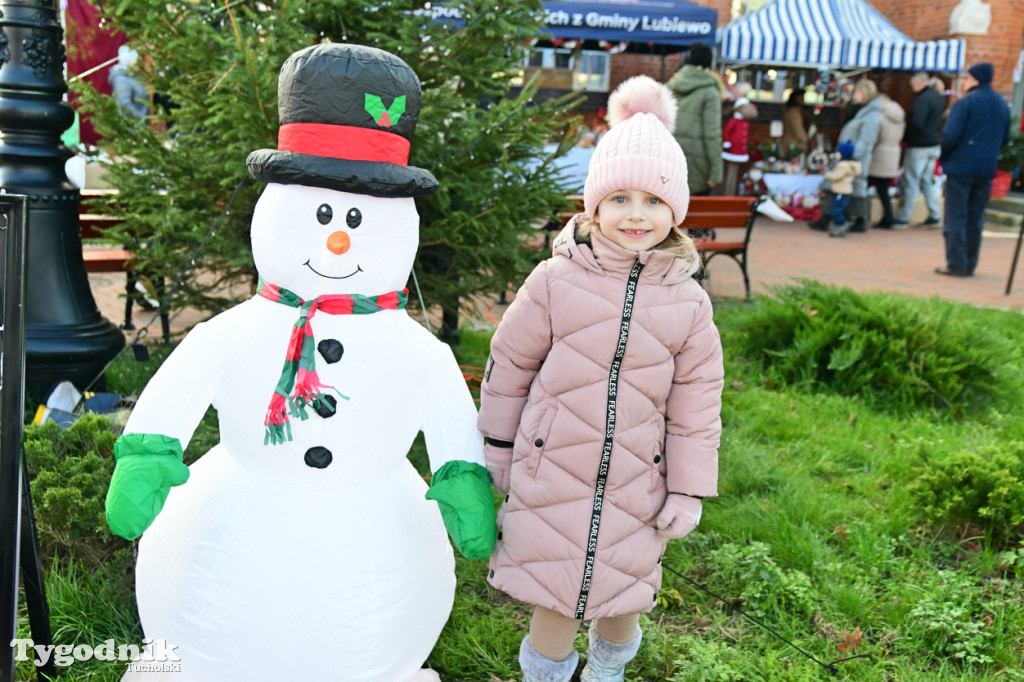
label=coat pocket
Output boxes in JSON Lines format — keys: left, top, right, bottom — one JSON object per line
{"left": 525, "top": 403, "right": 558, "bottom": 477}
{"left": 651, "top": 440, "right": 668, "bottom": 487}
{"left": 649, "top": 440, "right": 669, "bottom": 522}
{"left": 649, "top": 418, "right": 668, "bottom": 489}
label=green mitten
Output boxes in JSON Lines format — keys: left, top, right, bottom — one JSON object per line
{"left": 105, "top": 433, "right": 190, "bottom": 540}
{"left": 424, "top": 460, "right": 497, "bottom": 560}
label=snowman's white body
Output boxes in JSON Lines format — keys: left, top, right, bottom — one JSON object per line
{"left": 122, "top": 185, "right": 482, "bottom": 681}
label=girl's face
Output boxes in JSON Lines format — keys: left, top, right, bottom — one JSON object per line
{"left": 594, "top": 189, "right": 674, "bottom": 252}
{"left": 853, "top": 89, "right": 865, "bottom": 104}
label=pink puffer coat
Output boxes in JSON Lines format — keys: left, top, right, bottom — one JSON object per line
{"left": 478, "top": 218, "right": 724, "bottom": 620}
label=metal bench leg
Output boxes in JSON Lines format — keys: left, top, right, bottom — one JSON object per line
{"left": 122, "top": 270, "right": 136, "bottom": 330}
{"left": 739, "top": 257, "right": 751, "bottom": 299}
{"left": 153, "top": 276, "right": 171, "bottom": 343}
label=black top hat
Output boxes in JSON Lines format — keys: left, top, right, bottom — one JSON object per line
{"left": 246, "top": 43, "right": 438, "bottom": 197}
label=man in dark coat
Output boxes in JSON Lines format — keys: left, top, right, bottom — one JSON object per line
{"left": 894, "top": 72, "right": 945, "bottom": 227}
{"left": 936, "top": 63, "right": 1010, "bottom": 277}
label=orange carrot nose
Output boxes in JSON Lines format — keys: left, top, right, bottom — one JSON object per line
{"left": 326, "top": 231, "right": 350, "bottom": 255}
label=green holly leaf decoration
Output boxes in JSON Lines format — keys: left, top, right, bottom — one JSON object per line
{"left": 364, "top": 94, "right": 406, "bottom": 127}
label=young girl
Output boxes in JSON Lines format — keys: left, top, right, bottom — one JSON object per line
{"left": 478, "top": 76, "right": 725, "bottom": 682}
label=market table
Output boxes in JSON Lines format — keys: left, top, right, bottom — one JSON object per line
{"left": 762, "top": 172, "right": 823, "bottom": 199}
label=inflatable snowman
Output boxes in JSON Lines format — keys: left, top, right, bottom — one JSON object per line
{"left": 105, "top": 44, "right": 495, "bottom": 682}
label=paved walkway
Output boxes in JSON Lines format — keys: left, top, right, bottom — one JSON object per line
{"left": 696, "top": 219, "right": 1024, "bottom": 310}
{"left": 86, "top": 217, "right": 1024, "bottom": 341}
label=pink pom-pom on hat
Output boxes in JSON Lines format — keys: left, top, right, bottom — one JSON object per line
{"left": 584, "top": 75, "right": 689, "bottom": 224}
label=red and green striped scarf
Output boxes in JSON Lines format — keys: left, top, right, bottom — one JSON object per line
{"left": 257, "top": 279, "right": 409, "bottom": 445}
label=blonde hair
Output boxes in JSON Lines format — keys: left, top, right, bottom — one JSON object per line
{"left": 575, "top": 218, "right": 700, "bottom": 264}
{"left": 855, "top": 79, "right": 878, "bottom": 102}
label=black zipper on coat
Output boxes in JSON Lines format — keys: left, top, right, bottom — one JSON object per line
{"left": 574, "top": 258, "right": 644, "bottom": 620}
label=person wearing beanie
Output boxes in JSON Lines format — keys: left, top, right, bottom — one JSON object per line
{"left": 667, "top": 41, "right": 724, "bottom": 195}
{"left": 685, "top": 41, "right": 713, "bottom": 68}
{"left": 478, "top": 75, "right": 724, "bottom": 682}
{"left": 936, "top": 62, "right": 1011, "bottom": 276}
{"left": 815, "top": 141, "right": 863, "bottom": 237}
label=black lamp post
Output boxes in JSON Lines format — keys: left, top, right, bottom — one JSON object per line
{"left": 0, "top": 0, "right": 124, "bottom": 401}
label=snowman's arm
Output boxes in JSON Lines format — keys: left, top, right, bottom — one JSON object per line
{"left": 106, "top": 320, "right": 226, "bottom": 540}
{"left": 421, "top": 342, "right": 484, "bottom": 473}
{"left": 421, "top": 341, "right": 495, "bottom": 560}
{"left": 122, "top": 319, "right": 226, "bottom": 447}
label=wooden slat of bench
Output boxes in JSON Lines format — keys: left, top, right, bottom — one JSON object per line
{"left": 83, "top": 247, "right": 134, "bottom": 273}
{"left": 684, "top": 196, "right": 757, "bottom": 212}
{"left": 80, "top": 214, "right": 125, "bottom": 240}
{"left": 694, "top": 239, "right": 745, "bottom": 252}
{"left": 682, "top": 212, "right": 756, "bottom": 229}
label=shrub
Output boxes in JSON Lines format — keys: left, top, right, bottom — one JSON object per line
{"left": 22, "top": 414, "right": 129, "bottom": 567}
{"left": 735, "top": 280, "right": 1012, "bottom": 416}
{"left": 701, "top": 541, "right": 817, "bottom": 618}
{"left": 668, "top": 639, "right": 753, "bottom": 682}
{"left": 905, "top": 570, "right": 994, "bottom": 666}
{"left": 910, "top": 444, "right": 1024, "bottom": 539}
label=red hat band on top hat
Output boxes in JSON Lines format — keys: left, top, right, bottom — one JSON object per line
{"left": 277, "top": 123, "right": 410, "bottom": 166}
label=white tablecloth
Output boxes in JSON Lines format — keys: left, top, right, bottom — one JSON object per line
{"left": 763, "top": 173, "right": 823, "bottom": 197}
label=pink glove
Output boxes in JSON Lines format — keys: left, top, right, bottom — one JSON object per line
{"left": 483, "top": 440, "right": 513, "bottom": 495}
{"left": 655, "top": 494, "right": 702, "bottom": 539}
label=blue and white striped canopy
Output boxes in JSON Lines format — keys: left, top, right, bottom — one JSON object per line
{"left": 718, "top": 0, "right": 964, "bottom": 72}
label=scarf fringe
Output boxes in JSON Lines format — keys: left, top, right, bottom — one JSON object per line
{"left": 264, "top": 392, "right": 292, "bottom": 444}
{"left": 264, "top": 421, "right": 292, "bottom": 445}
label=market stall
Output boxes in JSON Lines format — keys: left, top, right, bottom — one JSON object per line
{"left": 715, "top": 0, "right": 965, "bottom": 216}
{"left": 717, "top": 0, "right": 964, "bottom": 73}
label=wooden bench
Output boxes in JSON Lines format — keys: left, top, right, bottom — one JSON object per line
{"left": 682, "top": 195, "right": 761, "bottom": 299}
{"left": 551, "top": 194, "right": 761, "bottom": 298}
{"left": 79, "top": 189, "right": 169, "bottom": 340}
{"left": 80, "top": 189, "right": 133, "bottom": 272}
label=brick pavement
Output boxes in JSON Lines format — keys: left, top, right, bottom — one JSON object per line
{"left": 86, "top": 217, "right": 1023, "bottom": 343}
{"left": 694, "top": 219, "right": 1024, "bottom": 310}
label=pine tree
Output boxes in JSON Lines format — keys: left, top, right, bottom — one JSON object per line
{"left": 80, "top": 0, "right": 580, "bottom": 339}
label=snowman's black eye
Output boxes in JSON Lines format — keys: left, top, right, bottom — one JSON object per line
{"left": 346, "top": 207, "right": 362, "bottom": 229}
{"left": 316, "top": 204, "right": 333, "bottom": 225}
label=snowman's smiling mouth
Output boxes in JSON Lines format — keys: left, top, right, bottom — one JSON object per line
{"left": 304, "top": 261, "right": 363, "bottom": 279}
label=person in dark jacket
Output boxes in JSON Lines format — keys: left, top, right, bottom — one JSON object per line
{"left": 936, "top": 63, "right": 1010, "bottom": 277}
{"left": 894, "top": 72, "right": 945, "bottom": 227}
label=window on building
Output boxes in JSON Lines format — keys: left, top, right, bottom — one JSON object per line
{"left": 518, "top": 47, "right": 610, "bottom": 92}
{"left": 575, "top": 51, "right": 610, "bottom": 92}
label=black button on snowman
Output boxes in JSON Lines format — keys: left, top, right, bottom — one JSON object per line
{"left": 318, "top": 338, "right": 344, "bottom": 363}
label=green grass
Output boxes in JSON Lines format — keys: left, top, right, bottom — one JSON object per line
{"left": 16, "top": 291, "right": 1024, "bottom": 681}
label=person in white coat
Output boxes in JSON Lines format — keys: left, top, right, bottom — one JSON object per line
{"left": 836, "top": 80, "right": 883, "bottom": 233}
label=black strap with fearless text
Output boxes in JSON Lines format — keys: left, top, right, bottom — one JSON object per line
{"left": 574, "top": 258, "right": 644, "bottom": 620}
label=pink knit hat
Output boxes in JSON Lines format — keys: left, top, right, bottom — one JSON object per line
{"left": 583, "top": 75, "right": 689, "bottom": 224}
